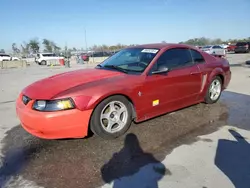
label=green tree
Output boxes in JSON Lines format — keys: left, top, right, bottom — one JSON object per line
{"left": 0, "top": 49, "right": 5, "bottom": 53}
{"left": 21, "top": 42, "right": 30, "bottom": 56}
{"left": 29, "top": 39, "right": 40, "bottom": 53}
{"left": 211, "top": 38, "right": 223, "bottom": 45}
{"left": 12, "top": 43, "right": 20, "bottom": 54}
{"left": 43, "top": 39, "right": 61, "bottom": 53}
{"left": 50, "top": 41, "right": 61, "bottom": 53}
{"left": 42, "top": 39, "right": 53, "bottom": 52}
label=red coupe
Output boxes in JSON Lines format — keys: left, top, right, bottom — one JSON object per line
{"left": 16, "top": 43, "right": 231, "bottom": 140}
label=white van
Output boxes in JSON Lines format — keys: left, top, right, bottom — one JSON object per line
{"left": 35, "top": 53, "right": 64, "bottom": 65}
{"left": 0, "top": 54, "right": 11, "bottom": 61}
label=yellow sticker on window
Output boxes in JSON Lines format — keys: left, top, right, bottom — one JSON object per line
{"left": 152, "top": 99, "right": 159, "bottom": 106}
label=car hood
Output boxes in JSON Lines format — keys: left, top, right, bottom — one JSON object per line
{"left": 22, "top": 68, "right": 123, "bottom": 99}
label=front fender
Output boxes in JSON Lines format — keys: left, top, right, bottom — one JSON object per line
{"left": 86, "top": 89, "right": 137, "bottom": 111}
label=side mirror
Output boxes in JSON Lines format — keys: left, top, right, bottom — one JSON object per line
{"left": 151, "top": 67, "right": 169, "bottom": 75}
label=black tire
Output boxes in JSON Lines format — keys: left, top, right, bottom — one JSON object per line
{"left": 204, "top": 76, "right": 222, "bottom": 104}
{"left": 41, "top": 60, "right": 47, "bottom": 65}
{"left": 90, "top": 95, "right": 133, "bottom": 139}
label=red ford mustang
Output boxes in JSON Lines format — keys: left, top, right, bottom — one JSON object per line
{"left": 16, "top": 43, "right": 231, "bottom": 140}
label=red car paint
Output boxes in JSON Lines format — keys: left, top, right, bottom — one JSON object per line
{"left": 16, "top": 43, "right": 231, "bottom": 139}
{"left": 227, "top": 44, "right": 236, "bottom": 52}
{"left": 81, "top": 54, "right": 89, "bottom": 61}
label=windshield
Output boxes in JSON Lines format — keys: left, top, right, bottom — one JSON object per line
{"left": 98, "top": 48, "right": 159, "bottom": 74}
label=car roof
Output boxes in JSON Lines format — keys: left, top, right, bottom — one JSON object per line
{"left": 236, "top": 41, "right": 250, "bottom": 44}
{"left": 127, "top": 43, "right": 195, "bottom": 50}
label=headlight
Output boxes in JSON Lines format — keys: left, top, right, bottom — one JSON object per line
{"left": 33, "top": 98, "right": 75, "bottom": 112}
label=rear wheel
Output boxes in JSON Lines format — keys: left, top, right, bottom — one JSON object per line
{"left": 205, "top": 76, "right": 222, "bottom": 104}
{"left": 41, "top": 60, "right": 47, "bottom": 65}
{"left": 90, "top": 95, "right": 133, "bottom": 139}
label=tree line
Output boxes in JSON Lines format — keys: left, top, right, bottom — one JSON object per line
{"left": 179, "top": 37, "right": 250, "bottom": 46}
{"left": 11, "top": 38, "right": 61, "bottom": 56}
{"left": 5, "top": 36, "right": 250, "bottom": 56}
{"left": 9, "top": 40, "right": 138, "bottom": 56}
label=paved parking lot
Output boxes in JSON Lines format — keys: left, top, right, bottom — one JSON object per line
{"left": 0, "top": 53, "right": 250, "bottom": 188}
{"left": 226, "top": 52, "right": 250, "bottom": 66}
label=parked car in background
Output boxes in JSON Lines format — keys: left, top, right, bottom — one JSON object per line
{"left": 0, "top": 54, "right": 11, "bottom": 61}
{"left": 11, "top": 57, "right": 20, "bottom": 61}
{"left": 80, "top": 53, "right": 89, "bottom": 61}
{"left": 227, "top": 44, "right": 236, "bottom": 52}
{"left": 16, "top": 43, "right": 231, "bottom": 140}
{"left": 35, "top": 53, "right": 64, "bottom": 65}
{"left": 234, "top": 42, "right": 250, "bottom": 53}
{"left": 89, "top": 51, "right": 111, "bottom": 57}
{"left": 195, "top": 46, "right": 202, "bottom": 49}
{"left": 220, "top": 44, "right": 228, "bottom": 49}
{"left": 201, "top": 45, "right": 226, "bottom": 57}
{"left": 109, "top": 50, "right": 120, "bottom": 55}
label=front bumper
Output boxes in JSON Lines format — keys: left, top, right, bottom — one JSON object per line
{"left": 16, "top": 95, "right": 93, "bottom": 139}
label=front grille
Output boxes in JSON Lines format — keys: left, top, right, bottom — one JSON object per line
{"left": 22, "top": 95, "right": 31, "bottom": 105}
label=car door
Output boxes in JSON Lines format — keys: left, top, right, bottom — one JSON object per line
{"left": 138, "top": 48, "right": 202, "bottom": 120}
{"left": 189, "top": 49, "right": 211, "bottom": 96}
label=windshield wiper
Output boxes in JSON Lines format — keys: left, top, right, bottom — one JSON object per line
{"left": 103, "top": 65, "right": 128, "bottom": 74}
{"left": 96, "top": 64, "right": 103, "bottom": 68}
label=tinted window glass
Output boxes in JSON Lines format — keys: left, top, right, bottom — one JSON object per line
{"left": 42, "top": 53, "right": 56, "bottom": 57}
{"left": 190, "top": 49, "right": 205, "bottom": 64}
{"left": 203, "top": 46, "right": 212, "bottom": 49}
{"left": 152, "top": 48, "right": 193, "bottom": 71}
{"left": 236, "top": 42, "right": 247, "bottom": 46}
{"left": 0, "top": 54, "right": 10, "bottom": 57}
{"left": 212, "top": 46, "right": 222, "bottom": 49}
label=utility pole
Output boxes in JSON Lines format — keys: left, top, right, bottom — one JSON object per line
{"left": 84, "top": 29, "right": 88, "bottom": 52}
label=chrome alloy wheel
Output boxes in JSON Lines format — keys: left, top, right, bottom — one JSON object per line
{"left": 209, "top": 79, "right": 221, "bottom": 101}
{"left": 100, "top": 101, "right": 128, "bottom": 133}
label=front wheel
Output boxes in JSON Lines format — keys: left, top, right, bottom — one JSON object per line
{"left": 204, "top": 76, "right": 222, "bottom": 104}
{"left": 41, "top": 60, "right": 47, "bottom": 65}
{"left": 90, "top": 95, "right": 133, "bottom": 139}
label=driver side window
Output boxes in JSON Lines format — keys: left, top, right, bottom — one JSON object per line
{"left": 151, "top": 48, "right": 193, "bottom": 72}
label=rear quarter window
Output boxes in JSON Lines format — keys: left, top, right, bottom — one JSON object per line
{"left": 190, "top": 49, "right": 205, "bottom": 64}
